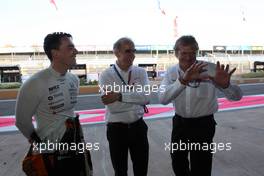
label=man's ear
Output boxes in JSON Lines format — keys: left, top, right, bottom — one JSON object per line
{"left": 114, "top": 50, "right": 120, "bottom": 58}
{"left": 51, "top": 49, "right": 58, "bottom": 60}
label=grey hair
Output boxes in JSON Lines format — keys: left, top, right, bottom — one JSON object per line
{"left": 113, "top": 37, "right": 134, "bottom": 52}
{"left": 173, "top": 35, "right": 199, "bottom": 53}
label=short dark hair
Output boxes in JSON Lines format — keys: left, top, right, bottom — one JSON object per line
{"left": 173, "top": 35, "right": 199, "bottom": 53}
{"left": 43, "top": 32, "right": 72, "bottom": 61}
{"left": 113, "top": 37, "right": 134, "bottom": 52}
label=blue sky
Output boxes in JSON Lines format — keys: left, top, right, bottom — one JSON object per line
{"left": 1, "top": 0, "right": 264, "bottom": 49}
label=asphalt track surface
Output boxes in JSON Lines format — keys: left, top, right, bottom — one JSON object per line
{"left": 0, "top": 83, "right": 263, "bottom": 176}
{"left": 0, "top": 83, "right": 264, "bottom": 116}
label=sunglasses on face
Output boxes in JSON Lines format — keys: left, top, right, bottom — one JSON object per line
{"left": 124, "top": 49, "right": 137, "bottom": 53}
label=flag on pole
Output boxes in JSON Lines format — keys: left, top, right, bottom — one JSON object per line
{"left": 173, "top": 16, "right": 178, "bottom": 37}
{"left": 50, "top": 0, "right": 58, "bottom": 10}
{"left": 157, "top": 0, "right": 166, "bottom": 15}
{"left": 240, "top": 7, "right": 246, "bottom": 22}
{"left": 156, "top": 0, "right": 179, "bottom": 38}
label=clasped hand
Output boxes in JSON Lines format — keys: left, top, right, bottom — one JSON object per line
{"left": 101, "top": 91, "right": 121, "bottom": 105}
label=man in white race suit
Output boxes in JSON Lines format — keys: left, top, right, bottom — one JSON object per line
{"left": 16, "top": 32, "right": 92, "bottom": 176}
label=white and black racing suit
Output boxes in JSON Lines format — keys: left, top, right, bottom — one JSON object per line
{"left": 15, "top": 66, "right": 79, "bottom": 143}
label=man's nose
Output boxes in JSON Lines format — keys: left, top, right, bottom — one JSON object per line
{"left": 74, "top": 48, "right": 78, "bottom": 54}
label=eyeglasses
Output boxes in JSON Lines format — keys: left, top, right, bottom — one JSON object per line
{"left": 124, "top": 49, "right": 137, "bottom": 53}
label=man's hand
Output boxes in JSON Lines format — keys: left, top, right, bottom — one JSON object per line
{"left": 29, "top": 131, "right": 41, "bottom": 144}
{"left": 182, "top": 61, "right": 208, "bottom": 83}
{"left": 209, "top": 61, "right": 236, "bottom": 89}
{"left": 101, "top": 92, "right": 121, "bottom": 105}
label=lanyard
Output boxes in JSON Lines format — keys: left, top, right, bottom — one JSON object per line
{"left": 112, "top": 65, "right": 149, "bottom": 114}
{"left": 113, "top": 65, "right": 132, "bottom": 86}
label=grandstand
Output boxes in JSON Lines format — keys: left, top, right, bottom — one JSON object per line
{"left": 0, "top": 44, "right": 264, "bottom": 82}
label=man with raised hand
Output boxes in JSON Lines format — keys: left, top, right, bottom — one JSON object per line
{"left": 159, "top": 35, "right": 243, "bottom": 176}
